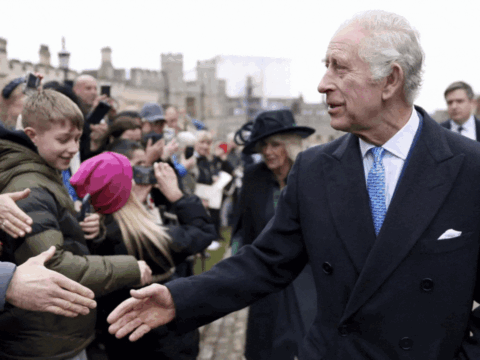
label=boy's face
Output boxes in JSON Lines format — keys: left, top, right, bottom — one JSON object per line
{"left": 25, "top": 121, "right": 82, "bottom": 171}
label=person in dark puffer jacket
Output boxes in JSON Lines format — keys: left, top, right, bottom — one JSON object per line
{"left": 0, "top": 89, "right": 151, "bottom": 360}
{"left": 71, "top": 150, "right": 216, "bottom": 360}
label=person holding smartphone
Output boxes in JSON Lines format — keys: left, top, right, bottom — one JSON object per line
{"left": 71, "top": 150, "right": 216, "bottom": 360}
{"left": 0, "top": 90, "right": 151, "bottom": 360}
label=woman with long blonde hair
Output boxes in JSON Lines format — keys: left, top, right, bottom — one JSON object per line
{"left": 71, "top": 147, "right": 216, "bottom": 360}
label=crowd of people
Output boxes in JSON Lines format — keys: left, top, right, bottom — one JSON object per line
{"left": 2, "top": 8, "right": 480, "bottom": 360}
{"left": 0, "top": 62, "right": 317, "bottom": 359}
{"left": 0, "top": 72, "right": 246, "bottom": 360}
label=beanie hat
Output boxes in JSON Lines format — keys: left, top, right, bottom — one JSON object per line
{"left": 70, "top": 152, "right": 133, "bottom": 214}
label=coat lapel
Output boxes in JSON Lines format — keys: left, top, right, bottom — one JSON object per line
{"left": 340, "top": 111, "right": 465, "bottom": 323}
{"left": 323, "top": 134, "right": 376, "bottom": 273}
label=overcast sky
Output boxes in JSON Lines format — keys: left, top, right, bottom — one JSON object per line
{"left": 1, "top": 0, "right": 479, "bottom": 113}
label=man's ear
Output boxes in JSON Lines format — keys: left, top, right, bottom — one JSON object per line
{"left": 470, "top": 98, "right": 478, "bottom": 114}
{"left": 382, "top": 63, "right": 404, "bottom": 101}
{"left": 23, "top": 127, "right": 38, "bottom": 145}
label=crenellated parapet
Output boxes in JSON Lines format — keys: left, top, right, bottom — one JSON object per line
{"left": 129, "top": 68, "right": 165, "bottom": 89}
{"left": 0, "top": 38, "right": 332, "bottom": 142}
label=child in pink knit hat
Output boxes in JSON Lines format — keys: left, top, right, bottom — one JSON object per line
{"left": 0, "top": 89, "right": 150, "bottom": 360}
{"left": 70, "top": 152, "right": 133, "bottom": 215}
{"left": 71, "top": 143, "right": 216, "bottom": 360}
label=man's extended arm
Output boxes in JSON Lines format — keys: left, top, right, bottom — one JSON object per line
{"left": 108, "top": 152, "right": 309, "bottom": 339}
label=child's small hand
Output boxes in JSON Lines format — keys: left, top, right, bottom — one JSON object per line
{"left": 80, "top": 213, "right": 101, "bottom": 240}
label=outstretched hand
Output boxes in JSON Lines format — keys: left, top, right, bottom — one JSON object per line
{"left": 107, "top": 283, "right": 176, "bottom": 342}
{"left": 5, "top": 246, "right": 96, "bottom": 317}
{"left": 0, "top": 189, "right": 33, "bottom": 238}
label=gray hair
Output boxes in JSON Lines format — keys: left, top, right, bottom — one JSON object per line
{"left": 177, "top": 131, "right": 197, "bottom": 148}
{"left": 257, "top": 133, "right": 304, "bottom": 163}
{"left": 337, "top": 10, "right": 424, "bottom": 105}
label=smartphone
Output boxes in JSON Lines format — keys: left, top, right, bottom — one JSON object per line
{"left": 23, "top": 73, "right": 40, "bottom": 95}
{"left": 78, "top": 194, "right": 91, "bottom": 222}
{"left": 142, "top": 133, "right": 163, "bottom": 146}
{"left": 185, "top": 146, "right": 194, "bottom": 159}
{"left": 132, "top": 166, "right": 157, "bottom": 185}
{"left": 87, "top": 101, "right": 111, "bottom": 125}
{"left": 100, "top": 85, "right": 111, "bottom": 97}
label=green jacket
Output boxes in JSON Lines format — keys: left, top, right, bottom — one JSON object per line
{"left": 0, "top": 136, "right": 141, "bottom": 360}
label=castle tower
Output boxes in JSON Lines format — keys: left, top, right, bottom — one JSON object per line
{"left": 196, "top": 58, "right": 219, "bottom": 118}
{"left": 101, "top": 47, "right": 112, "bottom": 63}
{"left": 0, "top": 38, "right": 8, "bottom": 77}
{"left": 39, "top": 45, "right": 51, "bottom": 66}
{"left": 98, "top": 47, "right": 114, "bottom": 80}
{"left": 161, "top": 53, "right": 186, "bottom": 107}
{"left": 196, "top": 58, "right": 217, "bottom": 95}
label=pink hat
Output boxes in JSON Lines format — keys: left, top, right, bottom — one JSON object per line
{"left": 70, "top": 152, "right": 133, "bottom": 214}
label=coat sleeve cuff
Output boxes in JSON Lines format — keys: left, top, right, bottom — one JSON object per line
{"left": 0, "top": 262, "right": 16, "bottom": 311}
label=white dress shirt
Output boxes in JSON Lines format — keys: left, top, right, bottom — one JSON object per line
{"left": 449, "top": 115, "right": 476, "bottom": 141}
{"left": 359, "top": 109, "right": 420, "bottom": 208}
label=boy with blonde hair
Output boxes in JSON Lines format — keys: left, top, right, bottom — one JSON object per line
{"left": 0, "top": 89, "right": 151, "bottom": 360}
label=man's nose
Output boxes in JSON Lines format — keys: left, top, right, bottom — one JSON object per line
{"left": 317, "top": 71, "right": 331, "bottom": 94}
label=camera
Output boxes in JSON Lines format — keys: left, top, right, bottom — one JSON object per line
{"left": 133, "top": 166, "right": 157, "bottom": 185}
{"left": 142, "top": 133, "right": 163, "bottom": 146}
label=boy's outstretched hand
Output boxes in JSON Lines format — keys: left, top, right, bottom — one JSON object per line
{"left": 107, "top": 283, "right": 176, "bottom": 342}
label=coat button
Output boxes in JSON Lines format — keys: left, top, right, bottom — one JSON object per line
{"left": 399, "top": 337, "right": 413, "bottom": 350}
{"left": 420, "top": 278, "right": 434, "bottom": 292}
{"left": 322, "top": 262, "right": 333, "bottom": 275}
{"left": 338, "top": 325, "right": 348, "bottom": 337}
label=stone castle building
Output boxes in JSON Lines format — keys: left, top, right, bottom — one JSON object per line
{"left": 0, "top": 38, "right": 343, "bottom": 143}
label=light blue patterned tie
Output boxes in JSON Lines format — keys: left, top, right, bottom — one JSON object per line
{"left": 367, "top": 147, "right": 387, "bottom": 236}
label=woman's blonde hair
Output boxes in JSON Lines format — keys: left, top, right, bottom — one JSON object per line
{"left": 112, "top": 189, "right": 175, "bottom": 273}
{"left": 195, "top": 130, "right": 213, "bottom": 143}
{"left": 257, "top": 133, "right": 304, "bottom": 162}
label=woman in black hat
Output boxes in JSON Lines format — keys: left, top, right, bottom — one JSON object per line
{"left": 232, "top": 109, "right": 317, "bottom": 360}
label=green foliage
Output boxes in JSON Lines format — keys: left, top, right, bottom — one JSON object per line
{"left": 193, "top": 227, "right": 231, "bottom": 275}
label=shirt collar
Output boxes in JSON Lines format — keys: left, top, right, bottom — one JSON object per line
{"left": 450, "top": 114, "right": 475, "bottom": 132}
{"left": 359, "top": 108, "right": 420, "bottom": 160}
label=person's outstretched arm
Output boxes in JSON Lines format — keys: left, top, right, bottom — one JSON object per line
{"left": 5, "top": 246, "right": 96, "bottom": 317}
{"left": 107, "top": 283, "right": 175, "bottom": 341}
{"left": 0, "top": 189, "right": 33, "bottom": 238}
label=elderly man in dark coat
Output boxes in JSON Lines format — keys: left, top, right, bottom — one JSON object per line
{"left": 108, "top": 11, "right": 480, "bottom": 359}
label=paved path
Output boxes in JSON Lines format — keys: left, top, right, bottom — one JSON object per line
{"left": 197, "top": 247, "right": 248, "bottom": 360}
{"left": 197, "top": 307, "right": 248, "bottom": 360}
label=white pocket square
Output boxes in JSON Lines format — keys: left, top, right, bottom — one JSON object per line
{"left": 438, "top": 229, "right": 462, "bottom": 240}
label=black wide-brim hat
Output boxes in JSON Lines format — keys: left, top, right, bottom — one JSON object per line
{"left": 241, "top": 109, "right": 315, "bottom": 155}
